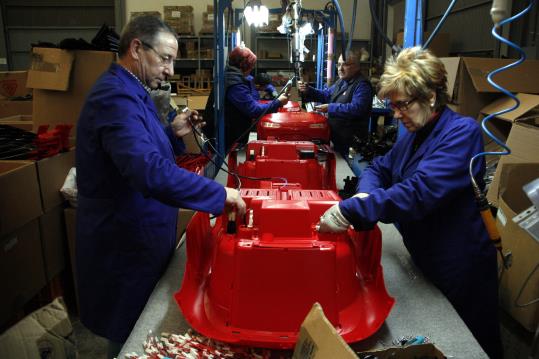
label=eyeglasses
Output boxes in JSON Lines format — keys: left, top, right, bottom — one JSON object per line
{"left": 337, "top": 61, "right": 356, "bottom": 68}
{"left": 140, "top": 40, "right": 175, "bottom": 66}
{"left": 389, "top": 98, "right": 418, "bottom": 112}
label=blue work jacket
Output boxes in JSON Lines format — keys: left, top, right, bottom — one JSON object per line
{"left": 224, "top": 66, "right": 281, "bottom": 150}
{"left": 76, "top": 63, "right": 226, "bottom": 342}
{"left": 304, "top": 76, "right": 372, "bottom": 155}
{"left": 340, "top": 107, "right": 495, "bottom": 286}
{"left": 339, "top": 108, "right": 501, "bottom": 357}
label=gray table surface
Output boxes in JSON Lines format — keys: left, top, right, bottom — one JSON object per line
{"left": 118, "top": 152, "right": 487, "bottom": 358}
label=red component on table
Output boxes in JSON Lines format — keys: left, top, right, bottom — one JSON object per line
{"left": 175, "top": 187, "right": 394, "bottom": 349}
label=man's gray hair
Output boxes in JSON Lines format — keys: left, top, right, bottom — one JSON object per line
{"left": 118, "top": 15, "right": 176, "bottom": 57}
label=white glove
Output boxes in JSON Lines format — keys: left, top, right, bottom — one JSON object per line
{"left": 317, "top": 203, "right": 350, "bottom": 233}
{"left": 353, "top": 192, "right": 369, "bottom": 199}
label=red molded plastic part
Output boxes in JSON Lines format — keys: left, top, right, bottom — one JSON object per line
{"left": 226, "top": 140, "right": 337, "bottom": 191}
{"left": 175, "top": 188, "right": 395, "bottom": 349}
{"left": 257, "top": 111, "right": 330, "bottom": 143}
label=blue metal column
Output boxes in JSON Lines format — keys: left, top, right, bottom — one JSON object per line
{"left": 400, "top": 0, "right": 423, "bottom": 136}
{"left": 403, "top": 0, "right": 423, "bottom": 48}
{"left": 316, "top": 29, "right": 324, "bottom": 89}
{"left": 213, "top": 0, "right": 231, "bottom": 167}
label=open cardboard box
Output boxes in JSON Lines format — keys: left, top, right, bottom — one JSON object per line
{"left": 0, "top": 71, "right": 31, "bottom": 98}
{"left": 292, "top": 303, "right": 445, "bottom": 359}
{"left": 26, "top": 47, "right": 116, "bottom": 140}
{"left": 495, "top": 163, "right": 539, "bottom": 332}
{"left": 480, "top": 93, "right": 539, "bottom": 206}
{"left": 439, "top": 57, "right": 539, "bottom": 119}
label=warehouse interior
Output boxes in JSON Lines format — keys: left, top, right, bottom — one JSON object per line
{"left": 0, "top": 0, "right": 538, "bottom": 358}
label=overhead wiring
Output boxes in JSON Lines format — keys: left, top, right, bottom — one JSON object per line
{"left": 369, "top": 0, "right": 399, "bottom": 53}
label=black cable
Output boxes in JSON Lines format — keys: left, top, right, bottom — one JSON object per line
{"left": 346, "top": 0, "right": 357, "bottom": 54}
{"left": 514, "top": 260, "right": 539, "bottom": 308}
{"left": 369, "top": 0, "right": 400, "bottom": 53}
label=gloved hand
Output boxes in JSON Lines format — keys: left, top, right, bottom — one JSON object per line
{"left": 171, "top": 108, "right": 205, "bottom": 138}
{"left": 317, "top": 203, "right": 350, "bottom": 233}
{"left": 353, "top": 192, "right": 369, "bottom": 199}
{"left": 277, "top": 93, "right": 289, "bottom": 106}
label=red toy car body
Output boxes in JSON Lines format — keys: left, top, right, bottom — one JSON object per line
{"left": 257, "top": 111, "right": 330, "bottom": 143}
{"left": 175, "top": 188, "right": 394, "bottom": 348}
{"left": 226, "top": 140, "right": 336, "bottom": 191}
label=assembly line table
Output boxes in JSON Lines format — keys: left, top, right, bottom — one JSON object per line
{"left": 118, "top": 155, "right": 487, "bottom": 358}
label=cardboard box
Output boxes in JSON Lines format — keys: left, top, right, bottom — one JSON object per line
{"left": 0, "top": 114, "right": 33, "bottom": 131}
{"left": 27, "top": 48, "right": 75, "bottom": 91}
{"left": 396, "top": 31, "right": 450, "bottom": 57}
{"left": 28, "top": 48, "right": 115, "bottom": 137}
{"left": 177, "top": 208, "right": 195, "bottom": 244}
{"left": 0, "top": 99, "right": 32, "bottom": 118}
{"left": 0, "top": 161, "right": 42, "bottom": 237}
{"left": 496, "top": 163, "right": 539, "bottom": 332}
{"left": 292, "top": 303, "right": 445, "bottom": 359}
{"left": 0, "top": 220, "right": 46, "bottom": 328}
{"left": 63, "top": 207, "right": 79, "bottom": 312}
{"left": 0, "top": 297, "right": 75, "bottom": 358}
{"left": 0, "top": 71, "right": 31, "bottom": 98}
{"left": 440, "top": 57, "right": 539, "bottom": 119}
{"left": 187, "top": 95, "right": 209, "bottom": 110}
{"left": 482, "top": 93, "right": 539, "bottom": 206}
{"left": 39, "top": 206, "right": 67, "bottom": 281}
{"left": 34, "top": 150, "right": 76, "bottom": 212}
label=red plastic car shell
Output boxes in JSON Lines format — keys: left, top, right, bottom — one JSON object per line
{"left": 175, "top": 188, "right": 395, "bottom": 349}
{"left": 257, "top": 111, "right": 330, "bottom": 143}
{"left": 226, "top": 141, "right": 337, "bottom": 191}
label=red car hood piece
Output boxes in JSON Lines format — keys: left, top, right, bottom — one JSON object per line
{"left": 175, "top": 188, "right": 394, "bottom": 349}
{"left": 226, "top": 140, "right": 337, "bottom": 191}
{"left": 257, "top": 111, "right": 330, "bottom": 143}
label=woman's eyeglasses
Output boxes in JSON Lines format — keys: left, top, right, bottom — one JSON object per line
{"left": 389, "top": 98, "right": 417, "bottom": 112}
{"left": 140, "top": 40, "right": 174, "bottom": 66}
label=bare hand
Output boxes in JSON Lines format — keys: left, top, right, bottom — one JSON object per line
{"left": 277, "top": 93, "right": 289, "bottom": 106}
{"left": 314, "top": 104, "right": 329, "bottom": 113}
{"left": 224, "top": 187, "right": 246, "bottom": 218}
{"left": 170, "top": 109, "right": 205, "bottom": 138}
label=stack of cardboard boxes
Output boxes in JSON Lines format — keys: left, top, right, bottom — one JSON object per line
{"left": 0, "top": 47, "right": 115, "bottom": 329}
{"left": 164, "top": 5, "right": 194, "bottom": 35}
{"left": 439, "top": 56, "right": 539, "bottom": 333}
{"left": 0, "top": 71, "right": 32, "bottom": 124}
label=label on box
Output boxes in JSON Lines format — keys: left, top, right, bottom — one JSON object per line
{"left": 270, "top": 14, "right": 279, "bottom": 21}
{"left": 207, "top": 14, "right": 214, "bottom": 21}
{"left": 497, "top": 207, "right": 507, "bottom": 227}
{"left": 513, "top": 205, "right": 539, "bottom": 243}
{"left": 172, "top": 11, "right": 181, "bottom": 18}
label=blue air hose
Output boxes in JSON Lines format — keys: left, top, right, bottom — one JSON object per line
{"left": 332, "top": 0, "right": 347, "bottom": 61}
{"left": 469, "top": 0, "right": 536, "bottom": 269}
{"left": 422, "top": 0, "right": 458, "bottom": 49}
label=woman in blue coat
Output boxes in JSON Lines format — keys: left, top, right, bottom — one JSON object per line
{"left": 76, "top": 16, "right": 245, "bottom": 359}
{"left": 224, "top": 46, "right": 288, "bottom": 151}
{"left": 318, "top": 47, "right": 502, "bottom": 358}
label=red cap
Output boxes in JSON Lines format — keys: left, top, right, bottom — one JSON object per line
{"left": 228, "top": 46, "right": 257, "bottom": 73}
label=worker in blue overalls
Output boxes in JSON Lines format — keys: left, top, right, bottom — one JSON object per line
{"left": 75, "top": 15, "right": 246, "bottom": 359}
{"left": 298, "top": 48, "right": 372, "bottom": 158}
{"left": 317, "top": 47, "right": 502, "bottom": 359}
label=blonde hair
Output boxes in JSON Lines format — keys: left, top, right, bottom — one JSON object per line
{"left": 378, "top": 46, "right": 449, "bottom": 108}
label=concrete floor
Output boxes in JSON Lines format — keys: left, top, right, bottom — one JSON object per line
{"left": 72, "top": 309, "right": 534, "bottom": 358}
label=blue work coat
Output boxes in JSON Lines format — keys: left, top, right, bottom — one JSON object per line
{"left": 339, "top": 107, "right": 501, "bottom": 358}
{"left": 76, "top": 63, "right": 226, "bottom": 342}
{"left": 224, "top": 66, "right": 281, "bottom": 150}
{"left": 304, "top": 76, "right": 372, "bottom": 155}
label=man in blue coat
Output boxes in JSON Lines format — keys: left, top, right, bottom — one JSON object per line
{"left": 298, "top": 49, "right": 372, "bottom": 158}
{"left": 76, "top": 16, "right": 246, "bottom": 359}
{"left": 318, "top": 48, "right": 502, "bottom": 358}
